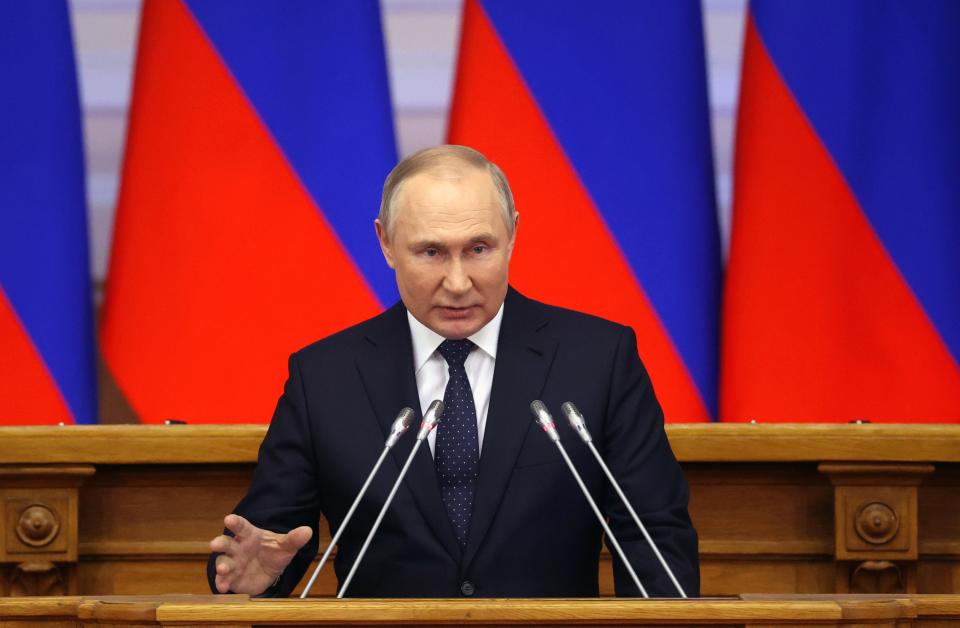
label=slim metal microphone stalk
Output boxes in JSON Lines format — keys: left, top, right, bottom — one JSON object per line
{"left": 299, "top": 407, "right": 415, "bottom": 599}
{"left": 337, "top": 399, "right": 443, "bottom": 598}
{"left": 529, "top": 401, "right": 649, "bottom": 598}
{"left": 561, "top": 401, "right": 688, "bottom": 598}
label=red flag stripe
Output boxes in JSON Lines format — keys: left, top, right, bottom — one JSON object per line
{"left": 100, "top": 0, "right": 381, "bottom": 423}
{"left": 0, "top": 287, "right": 72, "bottom": 424}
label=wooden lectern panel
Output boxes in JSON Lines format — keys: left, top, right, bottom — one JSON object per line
{"left": 0, "top": 424, "right": 958, "bottom": 598}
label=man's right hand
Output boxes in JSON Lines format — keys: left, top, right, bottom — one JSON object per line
{"left": 210, "top": 514, "right": 313, "bottom": 595}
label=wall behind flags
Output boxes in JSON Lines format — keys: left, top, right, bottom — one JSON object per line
{"left": 74, "top": 0, "right": 746, "bottom": 295}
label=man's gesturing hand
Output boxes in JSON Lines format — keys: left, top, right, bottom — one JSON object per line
{"left": 210, "top": 514, "right": 313, "bottom": 595}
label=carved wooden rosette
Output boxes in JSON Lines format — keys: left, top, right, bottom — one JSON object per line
{"left": 819, "top": 463, "right": 934, "bottom": 594}
{"left": 0, "top": 465, "right": 95, "bottom": 596}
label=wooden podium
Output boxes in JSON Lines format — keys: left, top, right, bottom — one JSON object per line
{"left": 1, "top": 594, "right": 959, "bottom": 627}
{"left": 1, "top": 424, "right": 959, "bottom": 597}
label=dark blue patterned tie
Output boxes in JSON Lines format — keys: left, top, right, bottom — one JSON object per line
{"left": 434, "top": 339, "right": 479, "bottom": 548}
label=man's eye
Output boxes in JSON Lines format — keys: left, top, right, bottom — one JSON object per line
{"left": 472, "top": 245, "right": 488, "bottom": 255}
{"left": 424, "top": 248, "right": 439, "bottom": 257}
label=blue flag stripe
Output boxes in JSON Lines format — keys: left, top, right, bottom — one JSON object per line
{"left": 479, "top": 0, "right": 721, "bottom": 415}
{"left": 0, "top": 1, "right": 97, "bottom": 423}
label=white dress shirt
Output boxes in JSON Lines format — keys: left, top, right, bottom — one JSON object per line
{"left": 407, "top": 304, "right": 504, "bottom": 457}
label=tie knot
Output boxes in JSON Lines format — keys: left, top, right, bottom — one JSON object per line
{"left": 437, "top": 339, "right": 474, "bottom": 368}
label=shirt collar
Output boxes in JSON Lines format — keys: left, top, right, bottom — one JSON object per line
{"left": 407, "top": 303, "right": 505, "bottom": 373}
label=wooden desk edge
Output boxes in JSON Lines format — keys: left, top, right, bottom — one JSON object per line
{"left": 4, "top": 596, "right": 956, "bottom": 624}
{"left": 153, "top": 598, "right": 850, "bottom": 623}
{"left": 2, "top": 424, "right": 960, "bottom": 464}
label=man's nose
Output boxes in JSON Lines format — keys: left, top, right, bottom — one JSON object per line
{"left": 443, "top": 257, "right": 472, "bottom": 295}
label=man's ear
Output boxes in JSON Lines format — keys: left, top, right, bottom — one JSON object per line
{"left": 375, "top": 218, "right": 396, "bottom": 269}
{"left": 506, "top": 212, "right": 519, "bottom": 258}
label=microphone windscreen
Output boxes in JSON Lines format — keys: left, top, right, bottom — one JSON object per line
{"left": 425, "top": 399, "right": 443, "bottom": 421}
{"left": 560, "top": 401, "right": 592, "bottom": 443}
{"left": 530, "top": 399, "right": 549, "bottom": 418}
{"left": 529, "top": 400, "right": 560, "bottom": 441}
{"left": 396, "top": 406, "right": 415, "bottom": 429}
{"left": 560, "top": 401, "right": 579, "bottom": 418}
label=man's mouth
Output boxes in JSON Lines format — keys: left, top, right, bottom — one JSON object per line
{"left": 437, "top": 305, "right": 475, "bottom": 319}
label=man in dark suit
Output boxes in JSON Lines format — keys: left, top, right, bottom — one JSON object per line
{"left": 208, "top": 145, "right": 698, "bottom": 598}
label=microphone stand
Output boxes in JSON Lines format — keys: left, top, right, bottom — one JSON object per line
{"left": 337, "top": 400, "right": 443, "bottom": 598}
{"left": 530, "top": 401, "right": 649, "bottom": 598}
{"left": 299, "top": 407, "right": 415, "bottom": 598}
{"left": 562, "top": 401, "right": 687, "bottom": 598}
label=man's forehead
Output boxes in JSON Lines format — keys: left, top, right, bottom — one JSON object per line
{"left": 395, "top": 169, "right": 498, "bottom": 218}
{"left": 402, "top": 163, "right": 492, "bottom": 196}
{"left": 419, "top": 162, "right": 478, "bottom": 182}
{"left": 399, "top": 203, "right": 500, "bottom": 237}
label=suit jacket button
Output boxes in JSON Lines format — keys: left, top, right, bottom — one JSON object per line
{"left": 460, "top": 580, "right": 475, "bottom": 596}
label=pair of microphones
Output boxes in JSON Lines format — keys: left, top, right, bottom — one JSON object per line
{"left": 530, "top": 400, "right": 687, "bottom": 599}
{"left": 300, "top": 399, "right": 686, "bottom": 599}
{"left": 300, "top": 399, "right": 444, "bottom": 599}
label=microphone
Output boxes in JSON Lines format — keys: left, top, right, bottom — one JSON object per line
{"left": 561, "top": 401, "right": 688, "bottom": 598}
{"left": 529, "top": 401, "right": 649, "bottom": 598}
{"left": 337, "top": 399, "right": 443, "bottom": 598}
{"left": 300, "top": 407, "right": 415, "bottom": 598}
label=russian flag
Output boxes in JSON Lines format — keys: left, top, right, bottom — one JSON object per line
{"left": 447, "top": 0, "right": 721, "bottom": 422}
{"left": 0, "top": 2, "right": 97, "bottom": 425}
{"left": 100, "top": 0, "right": 396, "bottom": 423}
{"left": 721, "top": 1, "right": 960, "bottom": 422}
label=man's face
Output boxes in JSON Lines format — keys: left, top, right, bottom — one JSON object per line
{"left": 376, "top": 167, "right": 515, "bottom": 339}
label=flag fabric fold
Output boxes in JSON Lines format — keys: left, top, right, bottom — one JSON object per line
{"left": 447, "top": 0, "right": 721, "bottom": 422}
{"left": 100, "top": 0, "right": 396, "bottom": 423}
{"left": 0, "top": 2, "right": 97, "bottom": 425}
{"left": 721, "top": 0, "right": 960, "bottom": 422}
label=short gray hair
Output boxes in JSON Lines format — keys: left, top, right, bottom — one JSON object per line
{"left": 378, "top": 145, "right": 516, "bottom": 239}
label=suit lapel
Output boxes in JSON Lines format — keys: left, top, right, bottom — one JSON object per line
{"left": 355, "top": 303, "right": 463, "bottom": 564}
{"left": 463, "top": 288, "right": 557, "bottom": 570}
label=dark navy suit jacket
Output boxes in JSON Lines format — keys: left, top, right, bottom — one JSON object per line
{"left": 208, "top": 287, "right": 699, "bottom": 597}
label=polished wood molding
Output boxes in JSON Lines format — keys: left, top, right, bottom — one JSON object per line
{"left": 2, "top": 594, "right": 955, "bottom": 626}
{"left": 2, "top": 424, "right": 960, "bottom": 464}
{"left": 151, "top": 597, "right": 895, "bottom": 625}
{"left": 671, "top": 424, "right": 960, "bottom": 462}
{"left": 819, "top": 463, "right": 936, "bottom": 485}
{"left": 0, "top": 426, "right": 266, "bottom": 464}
